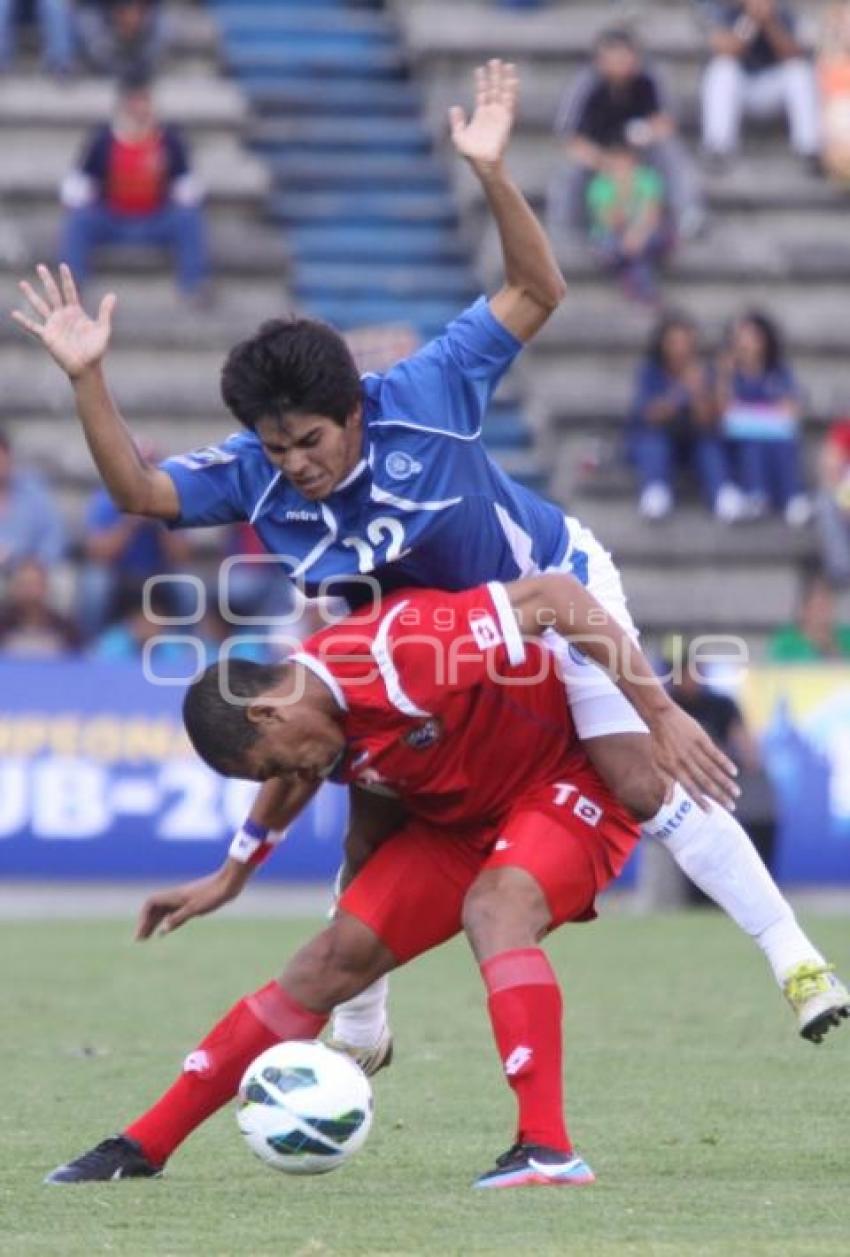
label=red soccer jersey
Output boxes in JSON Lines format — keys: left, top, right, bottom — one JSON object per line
{"left": 298, "top": 582, "right": 628, "bottom": 842}
{"left": 106, "top": 132, "right": 167, "bottom": 215}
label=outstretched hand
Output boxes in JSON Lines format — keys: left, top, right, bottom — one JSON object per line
{"left": 449, "top": 59, "right": 519, "bottom": 170}
{"left": 135, "top": 872, "right": 240, "bottom": 941}
{"left": 11, "top": 263, "right": 116, "bottom": 379}
{"left": 649, "top": 704, "right": 740, "bottom": 812}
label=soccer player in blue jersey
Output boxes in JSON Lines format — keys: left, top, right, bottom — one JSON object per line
{"left": 14, "top": 61, "right": 848, "bottom": 1054}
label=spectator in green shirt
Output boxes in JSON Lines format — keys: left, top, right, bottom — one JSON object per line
{"left": 586, "top": 144, "right": 670, "bottom": 304}
{"left": 768, "top": 569, "right": 850, "bottom": 661}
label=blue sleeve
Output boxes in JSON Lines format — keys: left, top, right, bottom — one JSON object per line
{"left": 372, "top": 297, "right": 523, "bottom": 437}
{"left": 159, "top": 435, "right": 252, "bottom": 529}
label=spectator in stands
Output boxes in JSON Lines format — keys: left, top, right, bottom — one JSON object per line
{"left": 59, "top": 70, "right": 211, "bottom": 304}
{"left": 701, "top": 1, "right": 821, "bottom": 172}
{"left": 0, "top": 557, "right": 79, "bottom": 656}
{"left": 813, "top": 417, "right": 850, "bottom": 587}
{"left": 75, "top": 475, "right": 194, "bottom": 641}
{"left": 76, "top": 0, "right": 164, "bottom": 79}
{"left": 0, "top": 0, "right": 75, "bottom": 76}
{"left": 0, "top": 427, "right": 66, "bottom": 573}
{"left": 768, "top": 567, "right": 850, "bottom": 660}
{"left": 629, "top": 312, "right": 743, "bottom": 521}
{"left": 90, "top": 583, "right": 197, "bottom": 665}
{"left": 586, "top": 143, "right": 670, "bottom": 305}
{"left": 551, "top": 27, "right": 705, "bottom": 240}
{"left": 817, "top": 4, "right": 850, "bottom": 183}
{"left": 715, "top": 310, "right": 810, "bottom": 526}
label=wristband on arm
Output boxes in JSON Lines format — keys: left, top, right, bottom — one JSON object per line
{"left": 229, "top": 819, "right": 285, "bottom": 869}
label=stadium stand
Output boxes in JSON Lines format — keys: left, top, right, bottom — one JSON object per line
{"left": 2, "top": 0, "right": 848, "bottom": 648}
{"left": 396, "top": 0, "right": 850, "bottom": 645}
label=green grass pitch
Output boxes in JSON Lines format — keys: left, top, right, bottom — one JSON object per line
{"left": 1, "top": 909, "right": 847, "bottom": 1256}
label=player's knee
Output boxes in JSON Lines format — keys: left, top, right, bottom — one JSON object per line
{"left": 462, "top": 868, "right": 549, "bottom": 961}
{"left": 617, "top": 767, "right": 666, "bottom": 822}
{"left": 585, "top": 734, "right": 666, "bottom": 822}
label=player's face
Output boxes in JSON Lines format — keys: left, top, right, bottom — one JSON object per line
{"left": 243, "top": 704, "right": 346, "bottom": 784}
{"left": 254, "top": 408, "right": 363, "bottom": 501}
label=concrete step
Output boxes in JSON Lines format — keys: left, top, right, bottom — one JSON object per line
{"left": 224, "top": 42, "right": 408, "bottom": 78}
{"left": 269, "top": 190, "right": 457, "bottom": 228}
{"left": 265, "top": 151, "right": 445, "bottom": 192}
{"left": 250, "top": 116, "right": 430, "bottom": 156}
{"left": 454, "top": 145, "right": 848, "bottom": 215}
{"left": 524, "top": 353, "right": 847, "bottom": 427}
{"left": 0, "top": 136, "right": 270, "bottom": 207}
{"left": 293, "top": 260, "right": 474, "bottom": 301}
{"left": 213, "top": 4, "right": 394, "bottom": 39}
{"left": 243, "top": 78, "right": 422, "bottom": 118}
{"left": 478, "top": 223, "right": 850, "bottom": 288}
{"left": 0, "top": 74, "right": 246, "bottom": 133}
{"left": 1, "top": 212, "right": 288, "bottom": 280}
{"left": 614, "top": 562, "right": 799, "bottom": 632}
{"left": 287, "top": 223, "right": 466, "bottom": 265}
{"left": 398, "top": 2, "right": 741, "bottom": 62}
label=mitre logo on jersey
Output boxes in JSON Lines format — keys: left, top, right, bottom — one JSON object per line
{"left": 403, "top": 718, "right": 442, "bottom": 750}
{"left": 385, "top": 451, "right": 423, "bottom": 481}
{"left": 284, "top": 508, "right": 321, "bottom": 522}
{"left": 468, "top": 611, "right": 502, "bottom": 650}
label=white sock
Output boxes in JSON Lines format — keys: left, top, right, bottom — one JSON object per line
{"left": 330, "top": 975, "right": 390, "bottom": 1049}
{"left": 643, "top": 786, "right": 825, "bottom": 984}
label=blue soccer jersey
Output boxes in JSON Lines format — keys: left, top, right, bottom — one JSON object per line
{"left": 161, "top": 298, "right": 581, "bottom": 605}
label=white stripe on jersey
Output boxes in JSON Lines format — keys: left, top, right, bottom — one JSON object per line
{"left": 249, "top": 471, "right": 283, "bottom": 524}
{"left": 291, "top": 504, "right": 339, "bottom": 578}
{"left": 370, "top": 483, "right": 461, "bottom": 513}
{"left": 371, "top": 600, "right": 432, "bottom": 718}
{"left": 368, "top": 417, "right": 482, "bottom": 442}
{"left": 493, "top": 503, "right": 538, "bottom": 577}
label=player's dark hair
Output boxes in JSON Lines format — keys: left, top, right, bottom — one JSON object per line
{"left": 647, "top": 310, "right": 699, "bottom": 367}
{"left": 183, "top": 659, "right": 284, "bottom": 776}
{"left": 118, "top": 65, "right": 154, "bottom": 97}
{"left": 221, "top": 317, "right": 362, "bottom": 430}
{"left": 736, "top": 309, "right": 786, "bottom": 373}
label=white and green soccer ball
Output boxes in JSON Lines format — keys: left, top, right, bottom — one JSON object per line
{"left": 237, "top": 1041, "right": 373, "bottom": 1175}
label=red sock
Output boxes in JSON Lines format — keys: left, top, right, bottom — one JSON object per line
{"left": 481, "top": 948, "right": 570, "bottom": 1152}
{"left": 125, "top": 981, "right": 327, "bottom": 1166}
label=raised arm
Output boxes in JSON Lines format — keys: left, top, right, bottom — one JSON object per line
{"left": 502, "top": 573, "right": 739, "bottom": 809}
{"left": 12, "top": 264, "right": 179, "bottom": 519}
{"left": 450, "top": 60, "right": 567, "bottom": 343}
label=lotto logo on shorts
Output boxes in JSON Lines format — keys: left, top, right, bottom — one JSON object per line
{"left": 574, "top": 797, "right": 602, "bottom": 827}
{"left": 552, "top": 782, "right": 603, "bottom": 827}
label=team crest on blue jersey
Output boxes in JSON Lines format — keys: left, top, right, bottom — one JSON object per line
{"left": 172, "top": 445, "right": 237, "bottom": 471}
{"left": 385, "top": 451, "right": 422, "bottom": 481}
{"left": 404, "top": 718, "right": 442, "bottom": 750}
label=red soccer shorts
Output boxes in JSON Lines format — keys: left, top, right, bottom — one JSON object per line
{"left": 338, "top": 777, "right": 639, "bottom": 965}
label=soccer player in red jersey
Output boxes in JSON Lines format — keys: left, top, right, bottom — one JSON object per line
{"left": 47, "top": 573, "right": 662, "bottom": 1189}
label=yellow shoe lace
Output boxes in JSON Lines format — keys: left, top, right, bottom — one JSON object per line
{"left": 783, "top": 962, "right": 836, "bottom": 1008}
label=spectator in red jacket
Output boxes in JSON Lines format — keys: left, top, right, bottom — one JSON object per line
{"left": 59, "top": 70, "right": 210, "bottom": 301}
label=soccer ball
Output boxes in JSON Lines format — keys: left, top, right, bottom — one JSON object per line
{"left": 237, "top": 1040, "right": 373, "bottom": 1175}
